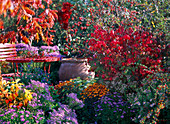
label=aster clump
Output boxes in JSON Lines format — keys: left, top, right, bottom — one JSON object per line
{"left": 0, "top": 107, "right": 45, "bottom": 123}
{"left": 47, "top": 102, "right": 78, "bottom": 124}
{"left": 26, "top": 80, "right": 55, "bottom": 111}
{"left": 93, "top": 93, "right": 134, "bottom": 124}
{"left": 16, "top": 46, "right": 39, "bottom": 58}
{"left": 67, "top": 93, "right": 84, "bottom": 110}
{"left": 39, "top": 45, "right": 61, "bottom": 57}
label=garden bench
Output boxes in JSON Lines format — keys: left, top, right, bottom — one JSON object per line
{"left": 0, "top": 43, "right": 61, "bottom": 81}
{"left": 0, "top": 43, "right": 19, "bottom": 80}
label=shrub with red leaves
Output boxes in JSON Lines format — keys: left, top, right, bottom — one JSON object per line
{"left": 88, "top": 25, "right": 163, "bottom": 84}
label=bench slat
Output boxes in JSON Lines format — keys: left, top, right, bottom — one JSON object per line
{"left": 0, "top": 54, "right": 17, "bottom": 58}
{"left": 0, "top": 51, "right": 17, "bottom": 55}
{"left": 0, "top": 44, "right": 16, "bottom": 48}
{"left": 0, "top": 43, "right": 20, "bottom": 78}
{"left": 0, "top": 48, "right": 17, "bottom": 52}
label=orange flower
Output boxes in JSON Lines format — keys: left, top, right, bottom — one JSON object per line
{"left": 9, "top": 103, "right": 13, "bottom": 108}
{"left": 5, "top": 99, "right": 9, "bottom": 104}
{"left": 8, "top": 98, "right": 12, "bottom": 102}
{"left": 19, "top": 102, "right": 23, "bottom": 107}
{"left": 81, "top": 83, "right": 109, "bottom": 100}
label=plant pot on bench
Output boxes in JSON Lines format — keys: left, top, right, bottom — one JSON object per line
{"left": 59, "top": 58, "right": 95, "bottom": 81}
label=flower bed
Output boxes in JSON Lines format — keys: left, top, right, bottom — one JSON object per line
{"left": 0, "top": 0, "right": 169, "bottom": 124}
{"left": 15, "top": 43, "right": 61, "bottom": 58}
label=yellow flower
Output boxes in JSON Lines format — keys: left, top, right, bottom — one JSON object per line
{"left": 24, "top": 89, "right": 32, "bottom": 101}
{"left": 10, "top": 85, "right": 14, "bottom": 92}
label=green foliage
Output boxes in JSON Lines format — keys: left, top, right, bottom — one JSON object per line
{"left": 54, "top": 77, "right": 97, "bottom": 103}
{"left": 0, "top": 61, "right": 12, "bottom": 74}
{"left": 18, "top": 62, "right": 51, "bottom": 85}
{"left": 48, "top": 61, "right": 61, "bottom": 84}
{"left": 127, "top": 73, "right": 169, "bottom": 123}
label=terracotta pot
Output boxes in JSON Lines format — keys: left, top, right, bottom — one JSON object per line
{"left": 59, "top": 58, "right": 95, "bottom": 81}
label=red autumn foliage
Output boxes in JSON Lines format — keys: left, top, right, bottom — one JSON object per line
{"left": 0, "top": 0, "right": 58, "bottom": 45}
{"left": 88, "top": 25, "right": 163, "bottom": 82}
{"left": 58, "top": 2, "right": 73, "bottom": 30}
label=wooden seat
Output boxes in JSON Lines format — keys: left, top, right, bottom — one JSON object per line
{"left": 0, "top": 43, "right": 19, "bottom": 79}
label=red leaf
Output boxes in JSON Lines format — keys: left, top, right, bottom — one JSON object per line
{"left": 50, "top": 10, "right": 58, "bottom": 20}
{"left": 24, "top": 7, "right": 35, "bottom": 15}
{"left": 22, "top": 35, "right": 30, "bottom": 44}
{"left": 0, "top": 19, "right": 4, "bottom": 29}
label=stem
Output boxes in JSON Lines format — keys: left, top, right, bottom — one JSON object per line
{"left": 0, "top": 66, "right": 2, "bottom": 81}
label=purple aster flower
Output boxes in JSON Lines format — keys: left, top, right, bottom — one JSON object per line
{"left": 23, "top": 121, "right": 29, "bottom": 124}
{"left": 67, "top": 93, "right": 77, "bottom": 99}
{"left": 97, "top": 105, "right": 101, "bottom": 108}
{"left": 16, "top": 43, "right": 29, "bottom": 48}
{"left": 113, "top": 102, "right": 117, "bottom": 105}
{"left": 123, "top": 111, "right": 126, "bottom": 114}
{"left": 121, "top": 115, "right": 124, "bottom": 118}
{"left": 47, "top": 52, "right": 60, "bottom": 57}
{"left": 53, "top": 45, "right": 59, "bottom": 50}
{"left": 25, "top": 111, "right": 30, "bottom": 114}
{"left": 113, "top": 92, "right": 117, "bottom": 94}
{"left": 8, "top": 109, "right": 16, "bottom": 113}
{"left": 150, "top": 103, "right": 155, "bottom": 107}
{"left": 12, "top": 105, "right": 17, "bottom": 108}
{"left": 21, "top": 118, "right": 25, "bottom": 121}
{"left": 12, "top": 113, "right": 18, "bottom": 117}
{"left": 19, "top": 111, "right": 24, "bottom": 114}
{"left": 67, "top": 93, "right": 84, "bottom": 108}
{"left": 33, "top": 115, "right": 38, "bottom": 120}
{"left": 39, "top": 117, "right": 44, "bottom": 120}
{"left": 135, "top": 101, "right": 141, "bottom": 105}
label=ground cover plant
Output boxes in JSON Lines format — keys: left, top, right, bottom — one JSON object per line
{"left": 0, "top": 0, "right": 169, "bottom": 124}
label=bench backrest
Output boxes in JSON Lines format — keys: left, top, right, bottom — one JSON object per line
{"left": 0, "top": 43, "right": 17, "bottom": 61}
